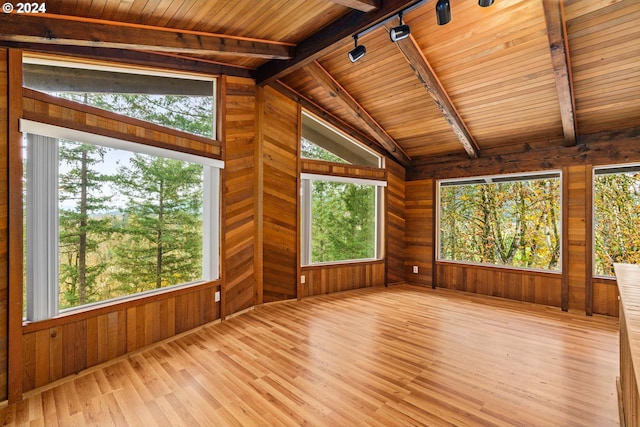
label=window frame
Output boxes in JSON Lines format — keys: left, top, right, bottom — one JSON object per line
{"left": 436, "top": 170, "right": 563, "bottom": 273}
{"left": 592, "top": 162, "right": 640, "bottom": 278}
{"left": 21, "top": 120, "right": 223, "bottom": 322}
{"left": 300, "top": 173, "right": 386, "bottom": 267}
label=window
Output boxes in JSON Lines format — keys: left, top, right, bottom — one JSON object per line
{"left": 593, "top": 164, "right": 640, "bottom": 277}
{"left": 301, "top": 112, "right": 381, "bottom": 168}
{"left": 301, "top": 175, "right": 385, "bottom": 265}
{"left": 21, "top": 59, "right": 221, "bottom": 321}
{"left": 438, "top": 172, "right": 562, "bottom": 271}
{"left": 23, "top": 57, "right": 216, "bottom": 139}
{"left": 23, "top": 122, "right": 222, "bottom": 321}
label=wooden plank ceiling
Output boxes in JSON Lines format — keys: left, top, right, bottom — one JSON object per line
{"left": 0, "top": 0, "right": 638, "bottom": 167}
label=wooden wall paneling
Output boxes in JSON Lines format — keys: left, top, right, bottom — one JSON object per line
{"left": 22, "top": 89, "right": 222, "bottom": 160}
{"left": 255, "top": 85, "right": 264, "bottom": 307}
{"left": 260, "top": 85, "right": 298, "bottom": 302}
{"left": 592, "top": 278, "right": 619, "bottom": 317}
{"left": 300, "top": 262, "right": 385, "bottom": 298}
{"left": 566, "top": 165, "right": 588, "bottom": 312}
{"left": 404, "top": 180, "right": 433, "bottom": 286}
{"left": 222, "top": 76, "right": 258, "bottom": 317}
{"left": 300, "top": 159, "right": 386, "bottom": 181}
{"left": 431, "top": 180, "right": 437, "bottom": 290}
{"left": 561, "top": 165, "right": 569, "bottom": 311}
{"left": 0, "top": 48, "right": 9, "bottom": 403}
{"left": 7, "top": 48, "right": 22, "bottom": 403}
{"left": 21, "top": 285, "right": 221, "bottom": 393}
{"left": 436, "top": 263, "right": 562, "bottom": 308}
{"left": 409, "top": 136, "right": 640, "bottom": 181}
{"left": 585, "top": 165, "right": 594, "bottom": 315}
{"left": 217, "top": 74, "right": 227, "bottom": 321}
{"left": 385, "top": 160, "right": 405, "bottom": 285}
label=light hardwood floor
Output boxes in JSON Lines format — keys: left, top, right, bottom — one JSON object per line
{"left": 0, "top": 285, "right": 620, "bottom": 426}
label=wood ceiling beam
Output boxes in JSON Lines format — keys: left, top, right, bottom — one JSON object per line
{"left": 326, "top": 0, "right": 381, "bottom": 12}
{"left": 305, "top": 61, "right": 411, "bottom": 165}
{"left": 408, "top": 127, "right": 640, "bottom": 181}
{"left": 269, "top": 80, "right": 410, "bottom": 167}
{"left": 0, "top": 41, "right": 254, "bottom": 78}
{"left": 256, "top": 0, "right": 419, "bottom": 85}
{"left": 386, "top": 24, "right": 480, "bottom": 159}
{"left": 542, "top": 0, "right": 577, "bottom": 146}
{"left": 0, "top": 14, "right": 294, "bottom": 60}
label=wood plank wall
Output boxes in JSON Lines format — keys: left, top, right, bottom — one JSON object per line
{"left": 0, "top": 49, "right": 9, "bottom": 402}
{"left": 386, "top": 160, "right": 406, "bottom": 285}
{"left": 21, "top": 283, "right": 221, "bottom": 392}
{"left": 406, "top": 139, "right": 640, "bottom": 315}
{"left": 222, "top": 76, "right": 258, "bottom": 316}
{"left": 405, "top": 180, "right": 434, "bottom": 286}
{"left": 22, "top": 89, "right": 222, "bottom": 158}
{"left": 259, "top": 86, "right": 298, "bottom": 302}
{"left": 566, "top": 165, "right": 589, "bottom": 312}
{"left": 299, "top": 261, "right": 385, "bottom": 298}
{"left": 593, "top": 277, "right": 619, "bottom": 317}
{"left": 436, "top": 264, "right": 562, "bottom": 307}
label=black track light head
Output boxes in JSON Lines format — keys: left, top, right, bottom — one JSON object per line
{"left": 436, "top": 0, "right": 451, "bottom": 25}
{"left": 478, "top": 0, "right": 494, "bottom": 6}
{"left": 390, "top": 12, "right": 411, "bottom": 42}
{"left": 348, "top": 36, "right": 366, "bottom": 62}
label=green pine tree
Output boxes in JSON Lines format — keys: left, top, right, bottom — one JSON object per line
{"left": 111, "top": 154, "right": 203, "bottom": 293}
{"left": 58, "top": 141, "right": 113, "bottom": 308}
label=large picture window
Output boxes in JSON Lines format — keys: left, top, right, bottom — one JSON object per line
{"left": 21, "top": 58, "right": 220, "bottom": 321}
{"left": 594, "top": 164, "right": 640, "bottom": 277}
{"left": 300, "top": 175, "right": 385, "bottom": 266}
{"left": 23, "top": 123, "right": 222, "bottom": 322}
{"left": 438, "top": 172, "right": 562, "bottom": 271}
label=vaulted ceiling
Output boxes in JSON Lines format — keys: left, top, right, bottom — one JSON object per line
{"left": 1, "top": 0, "right": 638, "bottom": 168}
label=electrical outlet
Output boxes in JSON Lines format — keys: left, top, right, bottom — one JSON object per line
{"left": 301, "top": 275, "right": 306, "bottom": 284}
{"left": 413, "top": 265, "right": 419, "bottom": 274}
{"left": 214, "top": 291, "right": 220, "bottom": 302}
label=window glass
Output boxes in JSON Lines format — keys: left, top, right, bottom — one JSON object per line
{"left": 438, "top": 172, "right": 561, "bottom": 271}
{"left": 301, "top": 112, "right": 380, "bottom": 168}
{"left": 301, "top": 176, "right": 384, "bottom": 265}
{"left": 594, "top": 165, "right": 640, "bottom": 276}
{"left": 24, "top": 132, "right": 220, "bottom": 320}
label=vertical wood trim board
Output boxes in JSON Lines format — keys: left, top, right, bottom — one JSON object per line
{"left": 385, "top": 160, "right": 406, "bottom": 285}
{"left": 585, "top": 166, "right": 594, "bottom": 315}
{"left": 0, "top": 48, "right": 9, "bottom": 403}
{"left": 6, "top": 48, "right": 23, "bottom": 403}
{"left": 222, "top": 76, "right": 258, "bottom": 317}
{"left": 561, "top": 166, "right": 570, "bottom": 311}
{"left": 255, "top": 86, "right": 265, "bottom": 306}
{"left": 566, "top": 165, "right": 588, "bottom": 312}
{"left": 260, "top": 86, "right": 298, "bottom": 302}
{"left": 405, "top": 179, "right": 434, "bottom": 286}
{"left": 217, "top": 74, "right": 228, "bottom": 321}
{"left": 296, "top": 104, "right": 303, "bottom": 301}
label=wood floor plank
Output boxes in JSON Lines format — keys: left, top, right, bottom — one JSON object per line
{"left": 1, "top": 285, "right": 619, "bottom": 426}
